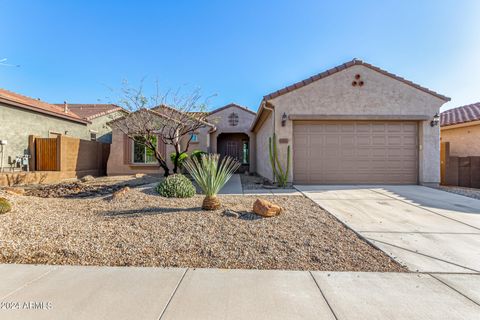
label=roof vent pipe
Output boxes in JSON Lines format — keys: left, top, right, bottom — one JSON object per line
{"left": 63, "top": 101, "right": 68, "bottom": 113}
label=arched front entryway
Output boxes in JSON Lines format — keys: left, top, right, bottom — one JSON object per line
{"left": 217, "top": 132, "right": 250, "bottom": 173}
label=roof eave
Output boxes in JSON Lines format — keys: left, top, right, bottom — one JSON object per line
{"left": 0, "top": 97, "right": 90, "bottom": 124}
{"left": 262, "top": 59, "right": 451, "bottom": 103}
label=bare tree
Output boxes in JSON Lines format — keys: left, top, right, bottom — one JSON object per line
{"left": 110, "top": 81, "right": 214, "bottom": 177}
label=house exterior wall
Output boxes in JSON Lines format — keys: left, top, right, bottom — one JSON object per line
{"left": 260, "top": 65, "right": 446, "bottom": 185}
{"left": 186, "top": 126, "right": 210, "bottom": 153}
{"left": 107, "top": 127, "right": 211, "bottom": 176}
{"left": 255, "top": 111, "right": 273, "bottom": 180}
{"left": 107, "top": 127, "right": 163, "bottom": 175}
{"left": 441, "top": 121, "right": 480, "bottom": 156}
{"left": 0, "top": 103, "right": 88, "bottom": 167}
{"left": 88, "top": 111, "right": 126, "bottom": 143}
{"left": 207, "top": 105, "right": 256, "bottom": 171}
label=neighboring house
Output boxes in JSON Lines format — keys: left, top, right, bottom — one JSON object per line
{"left": 107, "top": 59, "right": 449, "bottom": 185}
{"left": 0, "top": 89, "right": 90, "bottom": 169}
{"left": 440, "top": 103, "right": 480, "bottom": 156}
{"left": 54, "top": 103, "right": 127, "bottom": 143}
{"left": 107, "top": 103, "right": 256, "bottom": 175}
{"left": 251, "top": 59, "right": 449, "bottom": 185}
{"left": 0, "top": 88, "right": 125, "bottom": 171}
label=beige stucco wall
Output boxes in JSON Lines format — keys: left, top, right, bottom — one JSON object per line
{"left": 207, "top": 105, "right": 256, "bottom": 171}
{"left": 441, "top": 122, "right": 480, "bottom": 156}
{"left": 107, "top": 126, "right": 211, "bottom": 176}
{"left": 0, "top": 103, "right": 89, "bottom": 168}
{"left": 258, "top": 65, "right": 447, "bottom": 185}
{"left": 255, "top": 111, "right": 274, "bottom": 180}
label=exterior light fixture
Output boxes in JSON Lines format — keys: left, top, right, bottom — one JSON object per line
{"left": 430, "top": 113, "right": 440, "bottom": 127}
{"left": 281, "top": 113, "right": 287, "bottom": 126}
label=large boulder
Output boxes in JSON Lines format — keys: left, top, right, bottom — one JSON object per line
{"left": 253, "top": 199, "right": 282, "bottom": 217}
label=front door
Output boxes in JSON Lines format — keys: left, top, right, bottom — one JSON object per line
{"left": 225, "top": 141, "right": 241, "bottom": 161}
{"left": 217, "top": 133, "right": 249, "bottom": 173}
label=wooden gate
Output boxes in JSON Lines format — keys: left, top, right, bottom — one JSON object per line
{"left": 35, "top": 138, "right": 58, "bottom": 171}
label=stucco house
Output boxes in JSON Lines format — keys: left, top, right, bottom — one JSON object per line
{"left": 440, "top": 102, "right": 480, "bottom": 156}
{"left": 54, "top": 103, "right": 127, "bottom": 143}
{"left": 0, "top": 88, "right": 126, "bottom": 171}
{"left": 107, "top": 103, "right": 256, "bottom": 175}
{"left": 107, "top": 59, "right": 450, "bottom": 185}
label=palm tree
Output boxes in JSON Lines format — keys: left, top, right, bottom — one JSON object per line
{"left": 183, "top": 154, "right": 240, "bottom": 210}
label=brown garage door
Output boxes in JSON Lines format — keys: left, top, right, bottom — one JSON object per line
{"left": 293, "top": 121, "right": 418, "bottom": 184}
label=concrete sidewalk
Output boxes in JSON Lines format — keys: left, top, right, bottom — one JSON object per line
{"left": 218, "top": 174, "right": 243, "bottom": 195}
{"left": 218, "top": 174, "right": 303, "bottom": 196}
{"left": 1, "top": 264, "right": 479, "bottom": 319}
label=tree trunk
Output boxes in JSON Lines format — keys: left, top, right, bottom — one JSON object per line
{"left": 202, "top": 195, "right": 221, "bottom": 210}
{"left": 156, "top": 159, "right": 170, "bottom": 177}
{"left": 172, "top": 152, "right": 179, "bottom": 174}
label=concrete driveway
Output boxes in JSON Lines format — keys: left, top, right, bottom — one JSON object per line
{"left": 295, "top": 185, "right": 480, "bottom": 273}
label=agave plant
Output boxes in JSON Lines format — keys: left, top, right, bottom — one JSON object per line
{"left": 183, "top": 154, "right": 240, "bottom": 210}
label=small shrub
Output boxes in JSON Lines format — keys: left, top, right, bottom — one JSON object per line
{"left": 156, "top": 174, "right": 196, "bottom": 198}
{"left": 170, "top": 152, "right": 189, "bottom": 170}
{"left": 0, "top": 197, "right": 12, "bottom": 214}
{"left": 191, "top": 150, "right": 207, "bottom": 162}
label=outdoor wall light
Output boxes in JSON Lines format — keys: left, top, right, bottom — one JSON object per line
{"left": 430, "top": 113, "right": 440, "bottom": 127}
{"left": 281, "top": 113, "right": 287, "bottom": 126}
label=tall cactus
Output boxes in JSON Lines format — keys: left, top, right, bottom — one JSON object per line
{"left": 269, "top": 133, "right": 290, "bottom": 188}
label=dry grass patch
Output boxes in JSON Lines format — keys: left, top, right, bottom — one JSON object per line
{"left": 0, "top": 187, "right": 405, "bottom": 271}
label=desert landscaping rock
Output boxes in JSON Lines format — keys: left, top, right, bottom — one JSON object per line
{"left": 253, "top": 198, "right": 282, "bottom": 217}
{"left": 435, "top": 185, "right": 480, "bottom": 200}
{"left": 0, "top": 187, "right": 405, "bottom": 271}
{"left": 112, "top": 186, "right": 130, "bottom": 200}
{"left": 4, "top": 186, "right": 25, "bottom": 196}
{"left": 80, "top": 175, "right": 95, "bottom": 182}
{"left": 0, "top": 196, "right": 12, "bottom": 214}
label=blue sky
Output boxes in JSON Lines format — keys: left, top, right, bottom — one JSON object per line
{"left": 1, "top": 0, "right": 479, "bottom": 111}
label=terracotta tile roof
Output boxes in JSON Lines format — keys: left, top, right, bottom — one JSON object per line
{"left": 263, "top": 59, "right": 450, "bottom": 102}
{"left": 151, "top": 104, "right": 215, "bottom": 128}
{"left": 208, "top": 103, "right": 256, "bottom": 115}
{"left": 441, "top": 102, "right": 480, "bottom": 127}
{"left": 0, "top": 88, "right": 88, "bottom": 124}
{"left": 54, "top": 103, "right": 126, "bottom": 120}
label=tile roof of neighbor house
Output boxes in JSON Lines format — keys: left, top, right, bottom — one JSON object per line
{"left": 54, "top": 103, "right": 126, "bottom": 120}
{"left": 262, "top": 59, "right": 451, "bottom": 102}
{"left": 441, "top": 102, "right": 480, "bottom": 127}
{"left": 0, "top": 88, "right": 89, "bottom": 124}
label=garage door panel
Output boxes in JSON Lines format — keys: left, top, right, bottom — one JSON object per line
{"left": 293, "top": 121, "right": 418, "bottom": 184}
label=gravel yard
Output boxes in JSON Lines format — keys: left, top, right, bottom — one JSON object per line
{"left": 433, "top": 185, "right": 480, "bottom": 200}
{"left": 0, "top": 186, "right": 405, "bottom": 272}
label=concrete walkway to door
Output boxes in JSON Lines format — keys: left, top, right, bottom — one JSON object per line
{"left": 295, "top": 185, "right": 480, "bottom": 273}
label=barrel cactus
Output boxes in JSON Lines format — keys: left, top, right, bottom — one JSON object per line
{"left": 0, "top": 197, "right": 12, "bottom": 214}
{"left": 156, "top": 174, "right": 196, "bottom": 198}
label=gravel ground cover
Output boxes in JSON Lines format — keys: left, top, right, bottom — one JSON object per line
{"left": 0, "top": 187, "right": 405, "bottom": 271}
{"left": 433, "top": 185, "right": 480, "bottom": 200}
{"left": 24, "top": 175, "right": 161, "bottom": 198}
{"left": 240, "top": 174, "right": 265, "bottom": 190}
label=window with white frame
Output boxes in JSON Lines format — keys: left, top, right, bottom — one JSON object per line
{"left": 132, "top": 136, "right": 157, "bottom": 164}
